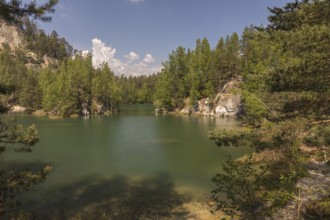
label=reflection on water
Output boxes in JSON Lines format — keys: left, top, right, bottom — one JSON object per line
{"left": 169, "top": 113, "right": 242, "bottom": 130}
{"left": 2, "top": 105, "right": 250, "bottom": 216}
{"left": 144, "top": 138, "right": 179, "bottom": 145}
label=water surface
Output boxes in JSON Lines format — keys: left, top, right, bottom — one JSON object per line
{"left": 1, "top": 104, "right": 250, "bottom": 216}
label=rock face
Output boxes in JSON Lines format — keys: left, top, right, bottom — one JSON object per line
{"left": 0, "top": 20, "right": 23, "bottom": 49}
{"left": 0, "top": 20, "right": 56, "bottom": 69}
{"left": 9, "top": 105, "right": 26, "bottom": 113}
{"left": 215, "top": 78, "right": 242, "bottom": 116}
{"left": 193, "top": 77, "right": 242, "bottom": 117}
{"left": 269, "top": 162, "right": 330, "bottom": 220}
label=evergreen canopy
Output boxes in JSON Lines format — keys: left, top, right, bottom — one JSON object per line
{"left": 0, "top": 0, "right": 58, "bottom": 23}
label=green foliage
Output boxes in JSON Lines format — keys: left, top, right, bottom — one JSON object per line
{"left": 266, "top": 0, "right": 330, "bottom": 31}
{"left": 0, "top": 118, "right": 51, "bottom": 217}
{"left": 153, "top": 71, "right": 175, "bottom": 110}
{"left": 210, "top": 119, "right": 308, "bottom": 154}
{"left": 26, "top": 29, "right": 74, "bottom": 61}
{"left": 0, "top": 48, "right": 27, "bottom": 93}
{"left": 211, "top": 155, "right": 268, "bottom": 219}
{"left": 0, "top": 2, "right": 53, "bottom": 218}
{"left": 304, "top": 124, "right": 330, "bottom": 147}
{"left": 153, "top": 34, "right": 241, "bottom": 111}
{"left": 241, "top": 0, "right": 330, "bottom": 122}
{"left": 269, "top": 24, "right": 330, "bottom": 94}
{"left": 241, "top": 92, "right": 270, "bottom": 126}
{"left": 40, "top": 56, "right": 94, "bottom": 116}
{"left": 241, "top": 28, "right": 274, "bottom": 93}
{"left": 38, "top": 67, "right": 56, "bottom": 112}
{"left": 118, "top": 74, "right": 157, "bottom": 104}
{"left": 0, "top": 0, "right": 58, "bottom": 24}
{"left": 189, "top": 38, "right": 212, "bottom": 99}
{"left": 0, "top": 41, "right": 159, "bottom": 116}
{"left": 93, "top": 63, "right": 121, "bottom": 111}
{"left": 0, "top": 165, "right": 52, "bottom": 217}
{"left": 210, "top": 119, "right": 309, "bottom": 216}
{"left": 0, "top": 119, "right": 39, "bottom": 151}
{"left": 153, "top": 46, "right": 190, "bottom": 110}
{"left": 211, "top": 1, "right": 330, "bottom": 218}
{"left": 18, "top": 70, "right": 42, "bottom": 111}
{"left": 210, "top": 122, "right": 310, "bottom": 219}
{"left": 35, "top": 55, "right": 159, "bottom": 116}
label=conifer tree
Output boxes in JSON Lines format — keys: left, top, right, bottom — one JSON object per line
{"left": 210, "top": 1, "right": 330, "bottom": 218}
{"left": 0, "top": 0, "right": 58, "bottom": 24}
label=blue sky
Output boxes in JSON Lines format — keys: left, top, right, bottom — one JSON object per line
{"left": 35, "top": 0, "right": 290, "bottom": 75}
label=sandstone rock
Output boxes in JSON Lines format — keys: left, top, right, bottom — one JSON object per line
{"left": 0, "top": 20, "right": 57, "bottom": 68}
{"left": 180, "top": 107, "right": 191, "bottom": 114}
{"left": 32, "top": 110, "right": 48, "bottom": 116}
{"left": 214, "top": 105, "right": 227, "bottom": 116}
{"left": 9, "top": 105, "right": 26, "bottom": 113}
{"left": 173, "top": 77, "right": 242, "bottom": 117}
{"left": 0, "top": 20, "right": 23, "bottom": 50}
{"left": 212, "top": 78, "right": 242, "bottom": 117}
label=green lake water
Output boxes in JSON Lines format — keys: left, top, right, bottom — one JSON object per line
{"left": 1, "top": 104, "right": 251, "bottom": 216}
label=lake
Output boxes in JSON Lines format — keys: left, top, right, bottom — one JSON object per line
{"left": 1, "top": 104, "right": 250, "bottom": 218}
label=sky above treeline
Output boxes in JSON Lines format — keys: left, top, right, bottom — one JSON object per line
{"left": 34, "top": 0, "right": 290, "bottom": 76}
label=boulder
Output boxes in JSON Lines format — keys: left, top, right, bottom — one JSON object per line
{"left": 32, "top": 110, "right": 48, "bottom": 116}
{"left": 214, "top": 105, "right": 227, "bottom": 116}
{"left": 178, "top": 77, "right": 242, "bottom": 117}
{"left": 9, "top": 105, "right": 26, "bottom": 113}
{"left": 212, "top": 78, "right": 242, "bottom": 117}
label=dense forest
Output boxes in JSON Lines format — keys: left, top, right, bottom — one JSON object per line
{"left": 0, "top": 0, "right": 329, "bottom": 219}
{"left": 0, "top": 24, "right": 251, "bottom": 117}
{"left": 2, "top": 0, "right": 328, "bottom": 119}
{"left": 0, "top": 19, "right": 158, "bottom": 116}
{"left": 208, "top": 0, "right": 330, "bottom": 219}
{"left": 0, "top": 18, "right": 242, "bottom": 116}
{"left": 153, "top": 34, "right": 240, "bottom": 111}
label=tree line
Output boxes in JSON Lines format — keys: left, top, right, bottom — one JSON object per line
{"left": 153, "top": 34, "right": 240, "bottom": 111}
{"left": 0, "top": 45, "right": 158, "bottom": 117}
{"left": 0, "top": 17, "right": 244, "bottom": 116}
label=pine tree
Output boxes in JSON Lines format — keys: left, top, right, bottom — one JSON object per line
{"left": 0, "top": 0, "right": 58, "bottom": 24}
{"left": 210, "top": 1, "right": 330, "bottom": 218}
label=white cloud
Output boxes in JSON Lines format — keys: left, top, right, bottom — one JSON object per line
{"left": 92, "top": 38, "right": 117, "bottom": 68}
{"left": 92, "top": 38, "right": 161, "bottom": 76}
{"left": 125, "top": 51, "right": 140, "bottom": 62}
{"left": 143, "top": 54, "right": 155, "bottom": 64}
{"left": 81, "top": 50, "right": 89, "bottom": 58}
{"left": 128, "top": 0, "right": 145, "bottom": 3}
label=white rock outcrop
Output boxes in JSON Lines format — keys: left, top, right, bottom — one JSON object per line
{"left": 9, "top": 105, "right": 26, "bottom": 113}
{"left": 0, "top": 20, "right": 23, "bottom": 49}
{"left": 188, "top": 77, "right": 242, "bottom": 117}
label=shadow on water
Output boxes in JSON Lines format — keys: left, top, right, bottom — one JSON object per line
{"left": 20, "top": 172, "right": 191, "bottom": 220}
{"left": 0, "top": 160, "right": 50, "bottom": 173}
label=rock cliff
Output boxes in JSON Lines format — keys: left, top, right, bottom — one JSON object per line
{"left": 0, "top": 20, "right": 24, "bottom": 49}
{"left": 180, "top": 77, "right": 242, "bottom": 117}
{"left": 0, "top": 19, "right": 57, "bottom": 68}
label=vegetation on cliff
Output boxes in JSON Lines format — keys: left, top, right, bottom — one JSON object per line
{"left": 0, "top": 24, "right": 158, "bottom": 116}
